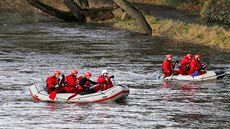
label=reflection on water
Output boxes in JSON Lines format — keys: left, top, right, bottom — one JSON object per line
{"left": 0, "top": 9, "right": 230, "bottom": 128}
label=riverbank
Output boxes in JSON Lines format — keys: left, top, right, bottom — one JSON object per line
{"left": 1, "top": 0, "right": 229, "bottom": 50}
{"left": 108, "top": 3, "right": 230, "bottom": 51}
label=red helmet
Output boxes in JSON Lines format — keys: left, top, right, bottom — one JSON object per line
{"left": 166, "top": 54, "right": 172, "bottom": 60}
{"left": 194, "top": 54, "right": 201, "bottom": 60}
{"left": 71, "top": 69, "right": 78, "bottom": 75}
{"left": 186, "top": 54, "right": 192, "bottom": 58}
{"left": 84, "top": 72, "right": 92, "bottom": 77}
{"left": 54, "top": 70, "right": 61, "bottom": 76}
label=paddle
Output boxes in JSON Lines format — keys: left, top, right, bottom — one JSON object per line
{"left": 111, "top": 76, "right": 116, "bottom": 85}
{"left": 170, "top": 61, "right": 179, "bottom": 80}
{"left": 192, "top": 63, "right": 209, "bottom": 78}
{"left": 49, "top": 90, "right": 56, "bottom": 100}
{"left": 67, "top": 93, "right": 78, "bottom": 100}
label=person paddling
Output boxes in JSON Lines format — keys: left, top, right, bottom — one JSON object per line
{"left": 178, "top": 54, "right": 193, "bottom": 75}
{"left": 97, "top": 70, "right": 114, "bottom": 91}
{"left": 46, "top": 70, "right": 66, "bottom": 94}
{"left": 188, "top": 54, "right": 207, "bottom": 76}
{"left": 78, "top": 72, "right": 99, "bottom": 95}
{"left": 64, "top": 69, "right": 79, "bottom": 93}
{"left": 162, "top": 54, "right": 179, "bottom": 77}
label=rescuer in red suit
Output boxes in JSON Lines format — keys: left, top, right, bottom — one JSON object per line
{"left": 46, "top": 70, "right": 66, "bottom": 94}
{"left": 78, "top": 72, "right": 99, "bottom": 95}
{"left": 97, "top": 70, "right": 114, "bottom": 91}
{"left": 178, "top": 54, "right": 193, "bottom": 75}
{"left": 162, "top": 54, "right": 179, "bottom": 77}
{"left": 188, "top": 54, "right": 207, "bottom": 75}
{"left": 64, "top": 69, "right": 79, "bottom": 93}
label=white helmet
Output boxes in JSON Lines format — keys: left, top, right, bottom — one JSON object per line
{"left": 101, "top": 70, "right": 108, "bottom": 76}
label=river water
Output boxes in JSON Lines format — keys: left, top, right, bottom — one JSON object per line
{"left": 0, "top": 10, "right": 230, "bottom": 129}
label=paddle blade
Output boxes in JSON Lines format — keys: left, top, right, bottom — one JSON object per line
{"left": 67, "top": 93, "right": 78, "bottom": 100}
{"left": 192, "top": 71, "right": 199, "bottom": 78}
{"left": 49, "top": 91, "right": 56, "bottom": 100}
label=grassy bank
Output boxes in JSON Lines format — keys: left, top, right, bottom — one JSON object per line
{"left": 130, "top": 0, "right": 205, "bottom": 12}
{"left": 1, "top": 0, "right": 229, "bottom": 50}
{"left": 111, "top": 0, "right": 230, "bottom": 50}
{"left": 108, "top": 10, "right": 230, "bottom": 50}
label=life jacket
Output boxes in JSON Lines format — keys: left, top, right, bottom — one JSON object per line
{"left": 188, "top": 59, "right": 202, "bottom": 75}
{"left": 77, "top": 76, "right": 91, "bottom": 91}
{"left": 162, "top": 60, "right": 172, "bottom": 74}
{"left": 97, "top": 76, "right": 113, "bottom": 91}
{"left": 64, "top": 75, "right": 76, "bottom": 87}
{"left": 179, "top": 56, "right": 192, "bottom": 71}
{"left": 46, "top": 76, "right": 58, "bottom": 89}
{"left": 46, "top": 76, "right": 59, "bottom": 94}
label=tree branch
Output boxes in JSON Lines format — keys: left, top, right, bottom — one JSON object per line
{"left": 63, "top": 0, "right": 83, "bottom": 20}
{"left": 27, "top": 0, "right": 78, "bottom": 21}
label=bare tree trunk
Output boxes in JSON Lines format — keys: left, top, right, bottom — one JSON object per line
{"left": 63, "top": 0, "right": 83, "bottom": 20}
{"left": 78, "top": 0, "right": 89, "bottom": 9}
{"left": 27, "top": 0, "right": 77, "bottom": 21}
{"left": 113, "top": 0, "right": 152, "bottom": 35}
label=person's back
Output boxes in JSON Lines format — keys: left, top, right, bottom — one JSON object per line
{"left": 189, "top": 59, "right": 201, "bottom": 75}
{"left": 64, "top": 69, "right": 78, "bottom": 93}
{"left": 162, "top": 55, "right": 172, "bottom": 77}
{"left": 178, "top": 54, "right": 193, "bottom": 75}
{"left": 188, "top": 54, "right": 206, "bottom": 75}
{"left": 162, "top": 54, "right": 179, "bottom": 77}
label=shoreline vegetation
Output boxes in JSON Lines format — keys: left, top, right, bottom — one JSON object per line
{"left": 1, "top": 0, "right": 229, "bottom": 51}
{"left": 108, "top": 0, "right": 230, "bottom": 50}
{"left": 108, "top": 11, "right": 230, "bottom": 51}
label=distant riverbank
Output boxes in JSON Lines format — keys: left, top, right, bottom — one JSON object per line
{"left": 107, "top": 3, "right": 230, "bottom": 51}
{"left": 1, "top": 0, "right": 229, "bottom": 51}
